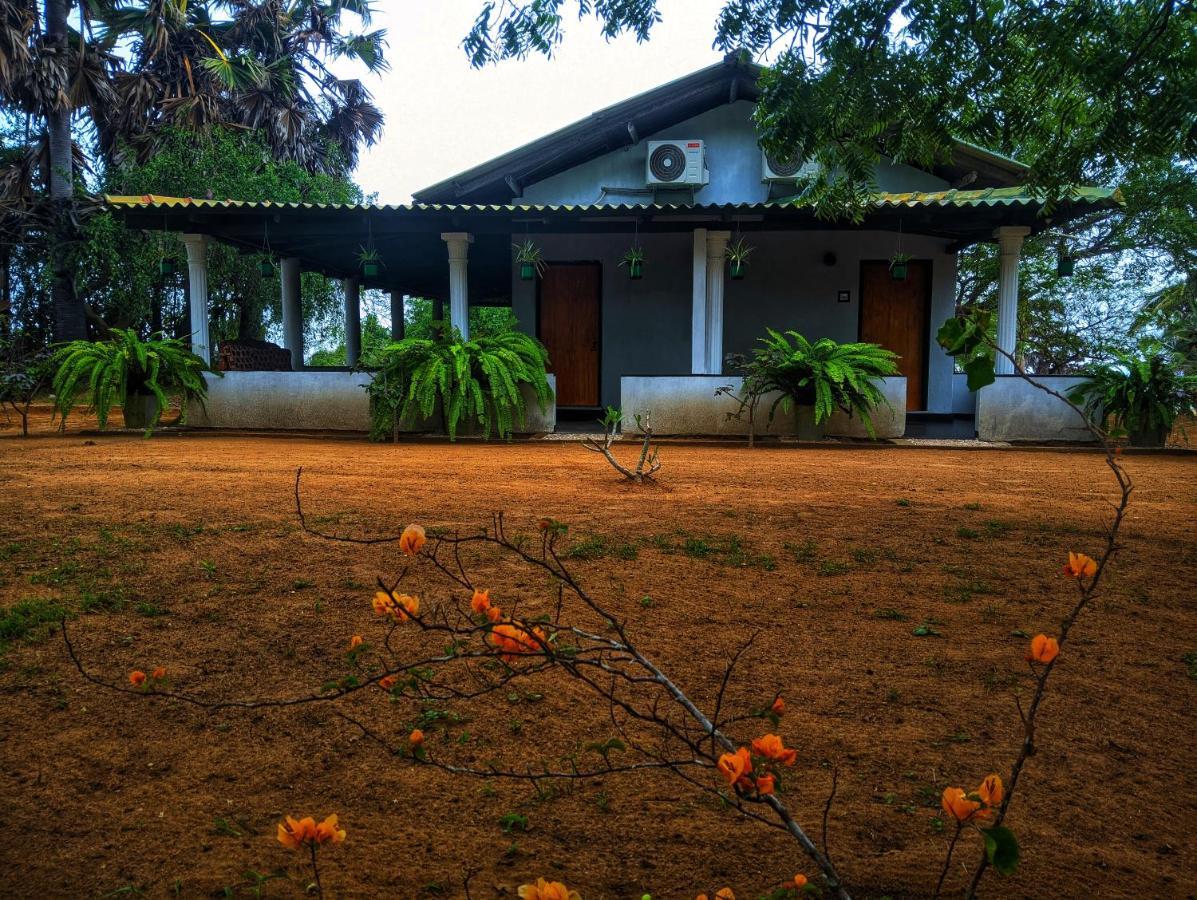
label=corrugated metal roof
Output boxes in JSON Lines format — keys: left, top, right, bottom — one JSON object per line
{"left": 103, "top": 186, "right": 1121, "bottom": 213}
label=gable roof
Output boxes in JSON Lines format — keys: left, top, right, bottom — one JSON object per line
{"left": 413, "top": 55, "right": 1030, "bottom": 204}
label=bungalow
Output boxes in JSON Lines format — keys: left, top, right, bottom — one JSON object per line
{"left": 107, "top": 55, "right": 1119, "bottom": 440}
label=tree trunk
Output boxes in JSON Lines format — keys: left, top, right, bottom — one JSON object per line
{"left": 46, "top": 0, "right": 86, "bottom": 340}
{"left": 0, "top": 246, "right": 10, "bottom": 337}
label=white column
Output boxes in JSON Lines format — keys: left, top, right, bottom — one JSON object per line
{"left": 691, "top": 228, "right": 708, "bottom": 373}
{"left": 280, "top": 257, "right": 303, "bottom": 370}
{"left": 994, "top": 226, "right": 1031, "bottom": 375}
{"left": 343, "top": 276, "right": 361, "bottom": 365}
{"left": 704, "top": 230, "right": 731, "bottom": 374}
{"left": 180, "top": 234, "right": 209, "bottom": 364}
{"left": 441, "top": 232, "right": 473, "bottom": 339}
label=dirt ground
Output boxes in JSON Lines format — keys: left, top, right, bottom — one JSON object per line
{"left": 0, "top": 412, "right": 1194, "bottom": 899}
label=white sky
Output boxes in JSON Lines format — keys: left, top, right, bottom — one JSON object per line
{"left": 350, "top": 0, "right": 729, "bottom": 203}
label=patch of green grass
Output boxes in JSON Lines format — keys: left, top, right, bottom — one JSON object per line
{"left": 912, "top": 622, "right": 942, "bottom": 637}
{"left": 564, "top": 535, "right": 638, "bottom": 561}
{"left": 0, "top": 598, "right": 69, "bottom": 652}
{"left": 785, "top": 540, "right": 819, "bottom": 562}
{"left": 851, "top": 547, "right": 878, "bottom": 565}
{"left": 682, "top": 537, "right": 712, "bottom": 558}
{"left": 956, "top": 526, "right": 980, "bottom": 540}
{"left": 874, "top": 608, "right": 909, "bottom": 621}
{"left": 498, "top": 812, "right": 528, "bottom": 834}
{"left": 1183, "top": 652, "right": 1197, "bottom": 681}
{"left": 983, "top": 519, "right": 1015, "bottom": 537}
{"left": 0, "top": 541, "right": 24, "bottom": 561}
{"left": 817, "top": 560, "right": 852, "bottom": 577}
{"left": 135, "top": 601, "right": 168, "bottom": 618}
{"left": 291, "top": 578, "right": 314, "bottom": 590}
{"left": 963, "top": 502, "right": 982, "bottom": 511}
{"left": 78, "top": 587, "right": 128, "bottom": 614}
{"left": 895, "top": 498, "right": 912, "bottom": 507}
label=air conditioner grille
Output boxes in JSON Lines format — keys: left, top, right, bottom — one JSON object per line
{"left": 765, "top": 152, "right": 805, "bottom": 177}
{"left": 648, "top": 144, "right": 687, "bottom": 182}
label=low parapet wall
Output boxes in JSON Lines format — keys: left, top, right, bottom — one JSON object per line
{"left": 975, "top": 376, "right": 1096, "bottom": 442}
{"left": 189, "top": 371, "right": 556, "bottom": 434}
{"left": 619, "top": 375, "right": 907, "bottom": 439}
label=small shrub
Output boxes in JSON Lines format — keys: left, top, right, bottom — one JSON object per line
{"left": 0, "top": 598, "right": 69, "bottom": 651}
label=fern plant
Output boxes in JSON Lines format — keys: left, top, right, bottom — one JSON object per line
{"left": 1068, "top": 348, "right": 1195, "bottom": 446}
{"left": 52, "top": 329, "right": 217, "bottom": 435}
{"left": 737, "top": 329, "right": 899, "bottom": 437}
{"left": 366, "top": 324, "right": 552, "bottom": 441}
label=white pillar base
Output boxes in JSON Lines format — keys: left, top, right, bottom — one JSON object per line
{"left": 704, "top": 231, "right": 731, "bottom": 374}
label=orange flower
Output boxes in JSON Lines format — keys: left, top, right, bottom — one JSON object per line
{"left": 409, "top": 728, "right": 424, "bottom": 747}
{"left": 486, "top": 604, "right": 503, "bottom": 623}
{"left": 378, "top": 675, "right": 399, "bottom": 690}
{"left": 941, "top": 787, "right": 985, "bottom": 823}
{"left": 151, "top": 667, "right": 166, "bottom": 680}
{"left": 978, "top": 773, "right": 1003, "bottom": 809}
{"left": 278, "top": 814, "right": 344, "bottom": 849}
{"left": 695, "top": 892, "right": 735, "bottom": 900}
{"left": 349, "top": 634, "right": 363, "bottom": 650}
{"left": 517, "top": 878, "right": 581, "bottom": 900}
{"left": 716, "top": 746, "right": 753, "bottom": 789}
{"left": 277, "top": 815, "right": 317, "bottom": 849}
{"left": 793, "top": 874, "right": 808, "bottom": 889}
{"left": 751, "top": 733, "right": 798, "bottom": 767}
{"left": 755, "top": 773, "right": 776, "bottom": 795}
{"left": 470, "top": 589, "right": 492, "bottom": 614}
{"left": 537, "top": 517, "right": 553, "bottom": 532}
{"left": 1026, "top": 634, "right": 1060, "bottom": 664}
{"left": 1062, "top": 551, "right": 1097, "bottom": 579}
{"left": 372, "top": 590, "right": 420, "bottom": 622}
{"left": 399, "top": 524, "right": 427, "bottom": 556}
{"left": 314, "top": 814, "right": 346, "bottom": 844}
{"left": 770, "top": 696, "right": 785, "bottom": 716}
{"left": 129, "top": 670, "right": 146, "bottom": 687}
{"left": 489, "top": 623, "right": 547, "bottom": 661}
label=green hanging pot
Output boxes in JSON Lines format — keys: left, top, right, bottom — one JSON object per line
{"left": 520, "top": 262, "right": 535, "bottom": 281}
{"left": 1057, "top": 256, "right": 1075, "bottom": 277}
{"left": 890, "top": 261, "right": 908, "bottom": 281}
{"left": 259, "top": 259, "right": 274, "bottom": 277}
{"left": 730, "top": 261, "right": 746, "bottom": 280}
{"left": 628, "top": 259, "right": 643, "bottom": 280}
{"left": 159, "top": 259, "right": 176, "bottom": 276}
{"left": 362, "top": 261, "right": 380, "bottom": 278}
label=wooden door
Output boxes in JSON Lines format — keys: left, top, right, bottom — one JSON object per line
{"left": 538, "top": 262, "right": 601, "bottom": 407}
{"left": 859, "top": 260, "right": 931, "bottom": 411}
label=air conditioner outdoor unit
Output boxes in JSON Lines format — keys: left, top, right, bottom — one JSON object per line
{"left": 645, "top": 140, "right": 709, "bottom": 187}
{"left": 761, "top": 149, "right": 819, "bottom": 183}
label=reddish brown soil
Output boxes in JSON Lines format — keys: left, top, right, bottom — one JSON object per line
{"left": 0, "top": 414, "right": 1194, "bottom": 899}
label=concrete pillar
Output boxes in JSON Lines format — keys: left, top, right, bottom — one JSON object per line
{"left": 691, "top": 228, "right": 708, "bottom": 373}
{"left": 704, "top": 230, "right": 731, "bottom": 374}
{"left": 994, "top": 226, "right": 1031, "bottom": 375}
{"left": 343, "top": 276, "right": 361, "bottom": 365}
{"left": 389, "top": 290, "right": 405, "bottom": 340}
{"left": 180, "top": 234, "right": 209, "bottom": 364}
{"left": 441, "top": 232, "right": 473, "bottom": 339}
{"left": 280, "top": 256, "right": 303, "bottom": 370}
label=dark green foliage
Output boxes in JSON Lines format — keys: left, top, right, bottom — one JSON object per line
{"left": 937, "top": 312, "right": 998, "bottom": 391}
{"left": 734, "top": 329, "right": 898, "bottom": 436}
{"left": 1068, "top": 348, "right": 1196, "bottom": 439}
{"left": 0, "top": 598, "right": 69, "bottom": 652}
{"left": 52, "top": 328, "right": 217, "bottom": 434}
{"left": 366, "top": 325, "right": 552, "bottom": 441}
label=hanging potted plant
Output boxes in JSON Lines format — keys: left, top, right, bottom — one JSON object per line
{"left": 158, "top": 258, "right": 176, "bottom": 276}
{"left": 726, "top": 238, "right": 755, "bottom": 280}
{"left": 258, "top": 258, "right": 275, "bottom": 277}
{"left": 619, "top": 246, "right": 645, "bottom": 280}
{"left": 1057, "top": 251, "right": 1075, "bottom": 277}
{"left": 512, "top": 240, "right": 547, "bottom": 281}
{"left": 359, "top": 246, "right": 382, "bottom": 278}
{"left": 889, "top": 252, "right": 910, "bottom": 281}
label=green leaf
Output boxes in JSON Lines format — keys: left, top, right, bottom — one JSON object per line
{"left": 981, "top": 825, "right": 1019, "bottom": 875}
{"left": 963, "top": 355, "right": 997, "bottom": 392}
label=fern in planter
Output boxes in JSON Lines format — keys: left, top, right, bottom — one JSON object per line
{"left": 366, "top": 325, "right": 552, "bottom": 441}
{"left": 737, "top": 329, "right": 899, "bottom": 437}
{"left": 1067, "top": 348, "right": 1196, "bottom": 447}
{"left": 52, "top": 329, "right": 217, "bottom": 435}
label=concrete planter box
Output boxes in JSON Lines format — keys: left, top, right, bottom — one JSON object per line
{"left": 976, "top": 376, "right": 1095, "bottom": 443}
{"left": 190, "top": 371, "right": 555, "bottom": 434}
{"left": 619, "top": 375, "right": 906, "bottom": 438}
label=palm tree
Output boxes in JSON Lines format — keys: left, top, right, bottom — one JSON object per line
{"left": 0, "top": 0, "right": 387, "bottom": 339}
